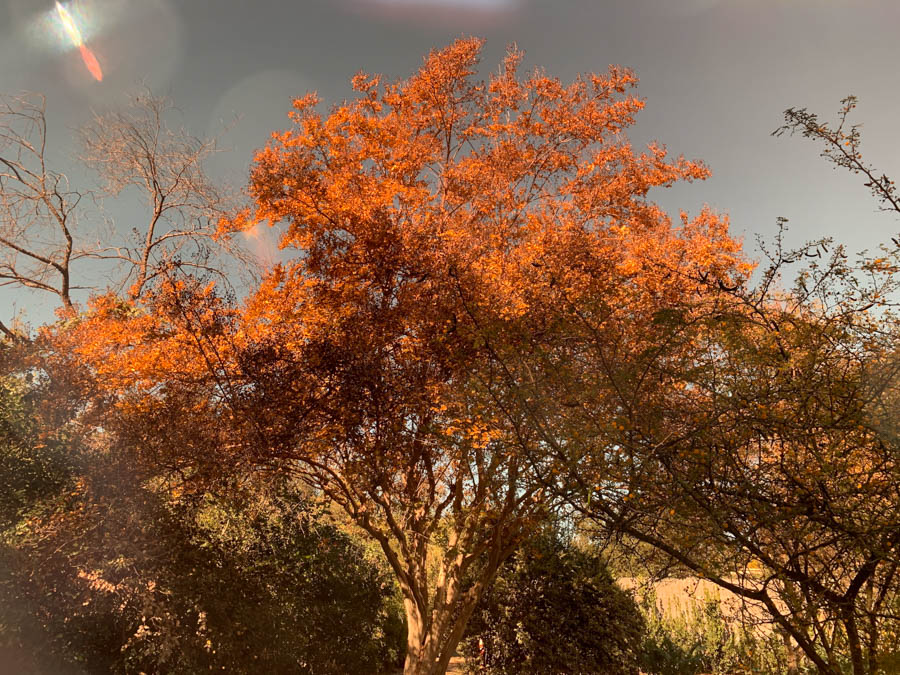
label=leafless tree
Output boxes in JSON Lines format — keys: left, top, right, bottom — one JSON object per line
{"left": 0, "top": 90, "right": 252, "bottom": 338}
{"left": 79, "top": 91, "right": 247, "bottom": 299}
{"left": 0, "top": 94, "right": 85, "bottom": 326}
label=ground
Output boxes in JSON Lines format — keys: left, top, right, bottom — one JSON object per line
{"left": 447, "top": 654, "right": 466, "bottom": 673}
{"left": 387, "top": 653, "right": 467, "bottom": 674}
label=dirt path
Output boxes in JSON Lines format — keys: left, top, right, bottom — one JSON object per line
{"left": 446, "top": 654, "right": 466, "bottom": 673}
{"left": 386, "top": 654, "right": 467, "bottom": 674}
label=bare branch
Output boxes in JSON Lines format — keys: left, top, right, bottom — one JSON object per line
{"left": 79, "top": 90, "right": 255, "bottom": 299}
{"left": 0, "top": 93, "right": 80, "bottom": 311}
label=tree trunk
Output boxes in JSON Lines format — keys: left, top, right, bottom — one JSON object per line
{"left": 401, "top": 593, "right": 458, "bottom": 675}
{"left": 400, "top": 575, "right": 482, "bottom": 675}
{"left": 402, "top": 604, "right": 473, "bottom": 675}
{"left": 843, "top": 608, "right": 867, "bottom": 675}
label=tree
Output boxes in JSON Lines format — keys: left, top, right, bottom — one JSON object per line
{"left": 0, "top": 94, "right": 83, "bottom": 321}
{"left": 79, "top": 92, "right": 244, "bottom": 299}
{"left": 0, "top": 91, "right": 244, "bottom": 334}
{"left": 63, "top": 39, "right": 746, "bottom": 674}
{"left": 545, "top": 99, "right": 900, "bottom": 675}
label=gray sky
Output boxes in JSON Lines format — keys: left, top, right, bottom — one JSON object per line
{"left": 2, "top": 0, "right": 899, "bottom": 320}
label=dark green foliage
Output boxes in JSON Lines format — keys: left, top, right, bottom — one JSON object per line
{"left": 0, "top": 373, "right": 76, "bottom": 529}
{"left": 159, "top": 482, "right": 406, "bottom": 674}
{"left": 462, "top": 532, "right": 644, "bottom": 675}
{"left": 2, "top": 465, "right": 405, "bottom": 673}
{"left": 0, "top": 354, "right": 405, "bottom": 674}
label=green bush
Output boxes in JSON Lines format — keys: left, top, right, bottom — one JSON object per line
{"left": 0, "top": 374, "right": 76, "bottom": 529}
{"left": 462, "top": 531, "right": 644, "bottom": 674}
{"left": 0, "top": 361, "right": 405, "bottom": 673}
{"left": 2, "top": 465, "right": 406, "bottom": 673}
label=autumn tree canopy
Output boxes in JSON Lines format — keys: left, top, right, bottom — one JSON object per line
{"left": 59, "top": 38, "right": 754, "bottom": 675}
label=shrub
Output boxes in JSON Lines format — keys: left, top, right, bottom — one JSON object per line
{"left": 462, "top": 531, "right": 644, "bottom": 674}
{"left": 0, "top": 361, "right": 405, "bottom": 673}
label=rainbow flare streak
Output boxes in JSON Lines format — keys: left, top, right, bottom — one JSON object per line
{"left": 55, "top": 1, "right": 103, "bottom": 81}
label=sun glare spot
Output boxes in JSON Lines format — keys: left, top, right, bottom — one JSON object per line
{"left": 54, "top": 1, "right": 103, "bottom": 81}
{"left": 55, "top": 1, "right": 84, "bottom": 46}
{"left": 342, "top": 0, "right": 521, "bottom": 26}
{"left": 373, "top": 0, "right": 517, "bottom": 7}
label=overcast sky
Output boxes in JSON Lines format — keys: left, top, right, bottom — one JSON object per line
{"left": 2, "top": 0, "right": 899, "bottom": 319}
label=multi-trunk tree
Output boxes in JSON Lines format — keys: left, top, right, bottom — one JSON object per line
{"left": 63, "top": 39, "right": 748, "bottom": 674}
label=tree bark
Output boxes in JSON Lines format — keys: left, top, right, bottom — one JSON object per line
{"left": 397, "top": 546, "right": 504, "bottom": 675}
{"left": 401, "top": 592, "right": 478, "bottom": 675}
{"left": 843, "top": 607, "right": 867, "bottom": 675}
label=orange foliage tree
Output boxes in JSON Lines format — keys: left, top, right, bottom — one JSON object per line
{"left": 63, "top": 39, "right": 747, "bottom": 674}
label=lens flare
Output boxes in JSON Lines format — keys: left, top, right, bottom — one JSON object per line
{"left": 241, "top": 223, "right": 277, "bottom": 267}
{"left": 55, "top": 1, "right": 103, "bottom": 81}
{"left": 55, "top": 1, "right": 83, "bottom": 46}
{"left": 78, "top": 43, "right": 103, "bottom": 81}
